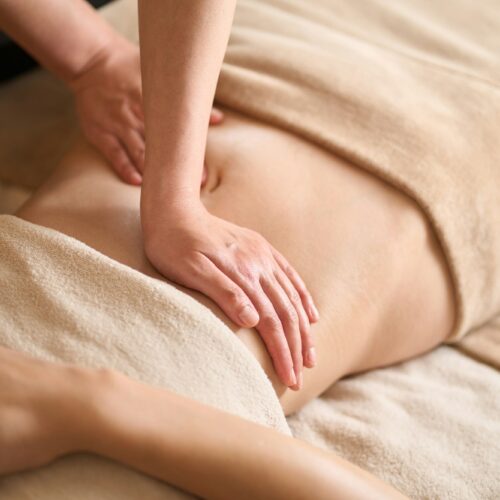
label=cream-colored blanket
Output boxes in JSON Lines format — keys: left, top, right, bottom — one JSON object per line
{"left": 1, "top": 0, "right": 499, "bottom": 363}
{"left": 0, "top": 215, "right": 289, "bottom": 499}
{"left": 289, "top": 346, "right": 500, "bottom": 499}
{"left": 1, "top": 0, "right": 499, "bottom": 498}
{"left": 1, "top": 215, "right": 498, "bottom": 499}
{"left": 216, "top": 0, "right": 500, "bottom": 346}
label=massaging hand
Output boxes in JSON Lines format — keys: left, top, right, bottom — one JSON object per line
{"left": 69, "top": 38, "right": 223, "bottom": 186}
{"left": 143, "top": 203, "right": 319, "bottom": 390}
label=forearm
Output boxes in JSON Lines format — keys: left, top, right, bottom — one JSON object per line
{"left": 139, "top": 0, "right": 235, "bottom": 224}
{"left": 83, "top": 371, "right": 406, "bottom": 500}
{"left": 0, "top": 0, "right": 118, "bottom": 83}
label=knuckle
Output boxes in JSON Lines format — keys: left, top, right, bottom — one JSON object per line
{"left": 224, "top": 287, "right": 244, "bottom": 305}
{"left": 108, "top": 141, "right": 122, "bottom": 155}
{"left": 301, "top": 335, "right": 313, "bottom": 351}
{"left": 273, "top": 344, "right": 292, "bottom": 363}
{"left": 288, "top": 287, "right": 301, "bottom": 305}
{"left": 259, "top": 314, "right": 282, "bottom": 333}
{"left": 300, "top": 321, "right": 311, "bottom": 339}
{"left": 117, "top": 162, "right": 132, "bottom": 175}
{"left": 185, "top": 252, "right": 207, "bottom": 275}
{"left": 237, "top": 262, "right": 257, "bottom": 282}
{"left": 280, "top": 302, "right": 299, "bottom": 324}
{"left": 135, "top": 148, "right": 145, "bottom": 161}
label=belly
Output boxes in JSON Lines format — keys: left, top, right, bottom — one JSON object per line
{"left": 198, "top": 110, "right": 439, "bottom": 393}
{"left": 18, "top": 108, "right": 445, "bottom": 402}
{"left": 202, "top": 110, "right": 416, "bottom": 336}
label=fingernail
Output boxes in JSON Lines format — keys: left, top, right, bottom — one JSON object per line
{"left": 307, "top": 347, "right": 317, "bottom": 367}
{"left": 297, "top": 371, "right": 303, "bottom": 389}
{"left": 238, "top": 305, "right": 258, "bottom": 327}
{"left": 288, "top": 368, "right": 297, "bottom": 387}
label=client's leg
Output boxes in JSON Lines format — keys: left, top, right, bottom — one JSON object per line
{"left": 17, "top": 117, "right": 455, "bottom": 416}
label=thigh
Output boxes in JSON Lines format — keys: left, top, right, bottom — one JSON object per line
{"left": 17, "top": 122, "right": 455, "bottom": 416}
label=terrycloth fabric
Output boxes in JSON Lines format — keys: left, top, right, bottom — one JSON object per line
{"left": 1, "top": 0, "right": 500, "bottom": 497}
{"left": 288, "top": 346, "right": 500, "bottom": 500}
{"left": 216, "top": 0, "right": 500, "bottom": 343}
{"left": 456, "top": 314, "right": 500, "bottom": 371}
{"left": 1, "top": 216, "right": 499, "bottom": 498}
{"left": 0, "top": 215, "right": 290, "bottom": 499}
{"left": 1, "top": 0, "right": 498, "bottom": 357}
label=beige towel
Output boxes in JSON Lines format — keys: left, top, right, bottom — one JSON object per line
{"left": 216, "top": 0, "right": 500, "bottom": 344}
{"left": 1, "top": 0, "right": 498, "bottom": 363}
{"left": 0, "top": 215, "right": 290, "bottom": 499}
{"left": 288, "top": 346, "right": 500, "bottom": 499}
{"left": 2, "top": 220, "right": 499, "bottom": 499}
{"left": 1, "top": 1, "right": 499, "bottom": 497}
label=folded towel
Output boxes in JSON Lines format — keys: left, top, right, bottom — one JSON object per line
{"left": 0, "top": 215, "right": 290, "bottom": 499}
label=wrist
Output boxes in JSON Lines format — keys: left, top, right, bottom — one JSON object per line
{"left": 140, "top": 180, "right": 205, "bottom": 235}
{"left": 65, "top": 33, "right": 132, "bottom": 91}
{"left": 57, "top": 365, "right": 125, "bottom": 456}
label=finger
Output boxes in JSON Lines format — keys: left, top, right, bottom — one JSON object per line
{"left": 260, "top": 276, "right": 303, "bottom": 390}
{"left": 119, "top": 103, "right": 145, "bottom": 140}
{"left": 92, "top": 133, "right": 142, "bottom": 185}
{"left": 201, "top": 163, "right": 208, "bottom": 189}
{"left": 274, "top": 269, "right": 316, "bottom": 369}
{"left": 244, "top": 283, "right": 297, "bottom": 387}
{"left": 206, "top": 253, "right": 296, "bottom": 387}
{"left": 271, "top": 248, "right": 320, "bottom": 323}
{"left": 209, "top": 107, "right": 224, "bottom": 125}
{"left": 130, "top": 99, "right": 144, "bottom": 122}
{"left": 185, "top": 253, "right": 260, "bottom": 328}
{"left": 122, "top": 129, "right": 145, "bottom": 174}
{"left": 127, "top": 105, "right": 145, "bottom": 139}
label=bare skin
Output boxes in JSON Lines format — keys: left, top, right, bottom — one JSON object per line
{"left": 0, "top": 0, "right": 319, "bottom": 389}
{"left": 0, "top": 0, "right": 224, "bottom": 183}
{"left": 0, "top": 107, "right": 456, "bottom": 497}
{"left": 17, "top": 108, "right": 456, "bottom": 414}
{"left": 138, "top": 0, "right": 319, "bottom": 390}
{"left": 0, "top": 348, "right": 406, "bottom": 499}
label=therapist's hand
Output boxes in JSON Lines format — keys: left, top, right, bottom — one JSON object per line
{"left": 142, "top": 202, "right": 319, "bottom": 390}
{"left": 69, "top": 38, "right": 224, "bottom": 186}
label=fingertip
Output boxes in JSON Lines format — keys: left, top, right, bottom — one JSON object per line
{"left": 308, "top": 302, "right": 320, "bottom": 323}
{"left": 304, "top": 346, "right": 317, "bottom": 368}
{"left": 287, "top": 367, "right": 297, "bottom": 388}
{"left": 129, "top": 172, "right": 143, "bottom": 185}
{"left": 209, "top": 108, "right": 224, "bottom": 125}
{"left": 237, "top": 304, "right": 259, "bottom": 328}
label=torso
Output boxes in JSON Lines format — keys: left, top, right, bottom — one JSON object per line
{"left": 18, "top": 109, "right": 455, "bottom": 413}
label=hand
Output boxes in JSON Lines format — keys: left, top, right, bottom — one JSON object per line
{"left": 142, "top": 204, "right": 319, "bottom": 390}
{"left": 69, "top": 37, "right": 224, "bottom": 186}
